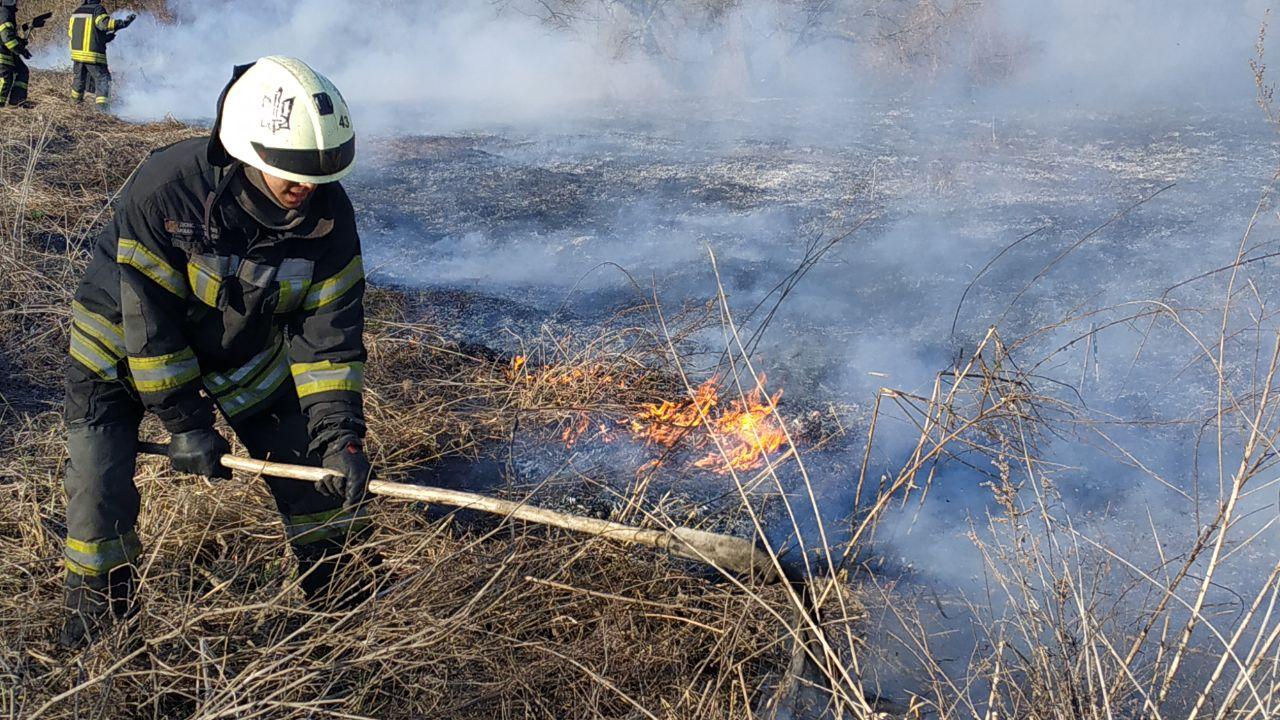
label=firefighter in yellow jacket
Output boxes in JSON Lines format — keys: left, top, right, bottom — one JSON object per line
{"left": 0, "top": 0, "right": 30, "bottom": 106}
{"left": 68, "top": 0, "right": 134, "bottom": 106}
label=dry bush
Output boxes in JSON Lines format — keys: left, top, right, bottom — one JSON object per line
{"left": 850, "top": 265, "right": 1280, "bottom": 714}
{"left": 0, "top": 74, "right": 871, "bottom": 719}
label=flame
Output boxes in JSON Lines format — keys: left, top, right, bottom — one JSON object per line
{"left": 630, "top": 377, "right": 787, "bottom": 474}
{"left": 511, "top": 354, "right": 789, "bottom": 473}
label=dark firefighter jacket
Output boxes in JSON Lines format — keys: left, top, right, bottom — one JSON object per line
{"left": 0, "top": 5, "right": 21, "bottom": 67}
{"left": 68, "top": 134, "right": 368, "bottom": 454}
{"left": 69, "top": 1, "right": 122, "bottom": 65}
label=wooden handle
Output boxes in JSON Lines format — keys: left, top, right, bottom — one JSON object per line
{"left": 136, "top": 442, "right": 778, "bottom": 582}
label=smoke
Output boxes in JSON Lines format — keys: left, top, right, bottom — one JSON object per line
{"left": 64, "top": 0, "right": 664, "bottom": 129}
{"left": 27, "top": 0, "right": 1270, "bottom": 126}
{"left": 993, "top": 0, "right": 1267, "bottom": 108}
{"left": 31, "top": 0, "right": 1280, "bottom": 709}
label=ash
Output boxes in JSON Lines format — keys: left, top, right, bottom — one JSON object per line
{"left": 350, "top": 101, "right": 1280, "bottom": 702}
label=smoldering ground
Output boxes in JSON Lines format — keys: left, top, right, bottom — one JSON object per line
{"left": 31, "top": 0, "right": 1280, "bottom": 712}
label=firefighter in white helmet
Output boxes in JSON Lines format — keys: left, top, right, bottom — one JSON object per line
{"left": 60, "top": 56, "right": 375, "bottom": 648}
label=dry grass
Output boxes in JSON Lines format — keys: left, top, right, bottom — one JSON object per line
{"left": 847, "top": 231, "right": 1280, "bottom": 714}
{"left": 0, "top": 73, "right": 871, "bottom": 719}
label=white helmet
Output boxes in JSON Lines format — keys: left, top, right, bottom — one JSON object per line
{"left": 215, "top": 56, "right": 356, "bottom": 184}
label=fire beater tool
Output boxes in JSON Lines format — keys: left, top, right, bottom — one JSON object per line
{"left": 20, "top": 11, "right": 51, "bottom": 45}
{"left": 137, "top": 441, "right": 779, "bottom": 582}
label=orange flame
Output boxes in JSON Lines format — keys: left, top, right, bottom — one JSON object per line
{"left": 512, "top": 354, "right": 789, "bottom": 473}
{"left": 630, "top": 377, "right": 787, "bottom": 474}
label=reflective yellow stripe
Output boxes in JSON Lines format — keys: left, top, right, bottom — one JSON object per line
{"left": 94, "top": 14, "right": 116, "bottom": 32}
{"left": 185, "top": 254, "right": 240, "bottom": 308}
{"left": 71, "top": 301, "right": 124, "bottom": 356}
{"left": 128, "top": 347, "right": 200, "bottom": 393}
{"left": 203, "top": 335, "right": 283, "bottom": 394}
{"left": 187, "top": 263, "right": 218, "bottom": 307}
{"left": 65, "top": 531, "right": 141, "bottom": 577}
{"left": 69, "top": 13, "right": 105, "bottom": 63}
{"left": 301, "top": 256, "right": 363, "bottom": 311}
{"left": 0, "top": 22, "right": 18, "bottom": 51}
{"left": 204, "top": 340, "right": 291, "bottom": 418}
{"left": 291, "top": 360, "right": 364, "bottom": 398}
{"left": 276, "top": 279, "right": 305, "bottom": 313}
{"left": 117, "top": 238, "right": 188, "bottom": 298}
{"left": 69, "top": 327, "right": 119, "bottom": 380}
{"left": 286, "top": 508, "right": 370, "bottom": 546}
{"left": 274, "top": 258, "right": 313, "bottom": 314}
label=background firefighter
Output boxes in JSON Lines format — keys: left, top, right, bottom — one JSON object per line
{"left": 68, "top": 0, "right": 134, "bottom": 106}
{"left": 0, "top": 0, "right": 30, "bottom": 106}
{"left": 60, "top": 56, "right": 375, "bottom": 649}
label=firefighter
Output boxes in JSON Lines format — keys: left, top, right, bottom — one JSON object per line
{"left": 68, "top": 0, "right": 134, "bottom": 107}
{"left": 0, "top": 0, "right": 30, "bottom": 106}
{"left": 60, "top": 56, "right": 373, "bottom": 649}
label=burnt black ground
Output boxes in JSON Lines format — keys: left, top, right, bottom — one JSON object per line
{"left": 344, "top": 100, "right": 1280, "bottom": 708}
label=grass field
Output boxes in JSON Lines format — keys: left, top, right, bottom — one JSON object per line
{"left": 0, "top": 71, "right": 872, "bottom": 719}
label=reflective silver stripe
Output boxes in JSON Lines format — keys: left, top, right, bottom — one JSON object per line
{"left": 302, "top": 256, "right": 363, "bottom": 311}
{"left": 69, "top": 327, "right": 119, "bottom": 380}
{"left": 291, "top": 360, "right": 364, "bottom": 398}
{"left": 278, "top": 258, "right": 314, "bottom": 282}
{"left": 285, "top": 508, "right": 370, "bottom": 546}
{"left": 237, "top": 259, "right": 278, "bottom": 289}
{"left": 218, "top": 354, "right": 291, "bottom": 417}
{"left": 0, "top": 22, "right": 17, "bottom": 52}
{"left": 274, "top": 258, "right": 314, "bottom": 314}
{"left": 203, "top": 335, "right": 283, "bottom": 394}
{"left": 117, "top": 238, "right": 188, "bottom": 298}
{"left": 186, "top": 254, "right": 240, "bottom": 307}
{"left": 203, "top": 337, "right": 290, "bottom": 417}
{"left": 65, "top": 531, "right": 142, "bottom": 576}
{"left": 71, "top": 301, "right": 125, "bottom": 357}
{"left": 129, "top": 347, "right": 201, "bottom": 393}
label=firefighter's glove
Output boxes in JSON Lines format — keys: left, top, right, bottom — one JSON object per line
{"left": 121, "top": 13, "right": 137, "bottom": 27}
{"left": 16, "top": 40, "right": 29, "bottom": 59}
{"left": 168, "top": 427, "right": 232, "bottom": 480}
{"left": 321, "top": 440, "right": 373, "bottom": 510}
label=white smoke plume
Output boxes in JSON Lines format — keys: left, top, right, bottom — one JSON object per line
{"left": 28, "top": 0, "right": 1270, "bottom": 128}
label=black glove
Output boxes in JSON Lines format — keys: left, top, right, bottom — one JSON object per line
{"left": 17, "top": 40, "right": 29, "bottom": 60}
{"left": 121, "top": 13, "right": 137, "bottom": 27}
{"left": 321, "top": 438, "right": 373, "bottom": 510}
{"left": 168, "top": 427, "right": 232, "bottom": 479}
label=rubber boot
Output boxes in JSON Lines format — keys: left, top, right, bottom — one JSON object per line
{"left": 294, "top": 537, "right": 383, "bottom": 612}
{"left": 58, "top": 566, "right": 136, "bottom": 650}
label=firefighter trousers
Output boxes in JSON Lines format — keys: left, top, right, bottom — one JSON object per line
{"left": 71, "top": 61, "right": 111, "bottom": 105}
{"left": 62, "top": 374, "right": 371, "bottom": 589}
{"left": 0, "top": 57, "right": 28, "bottom": 106}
